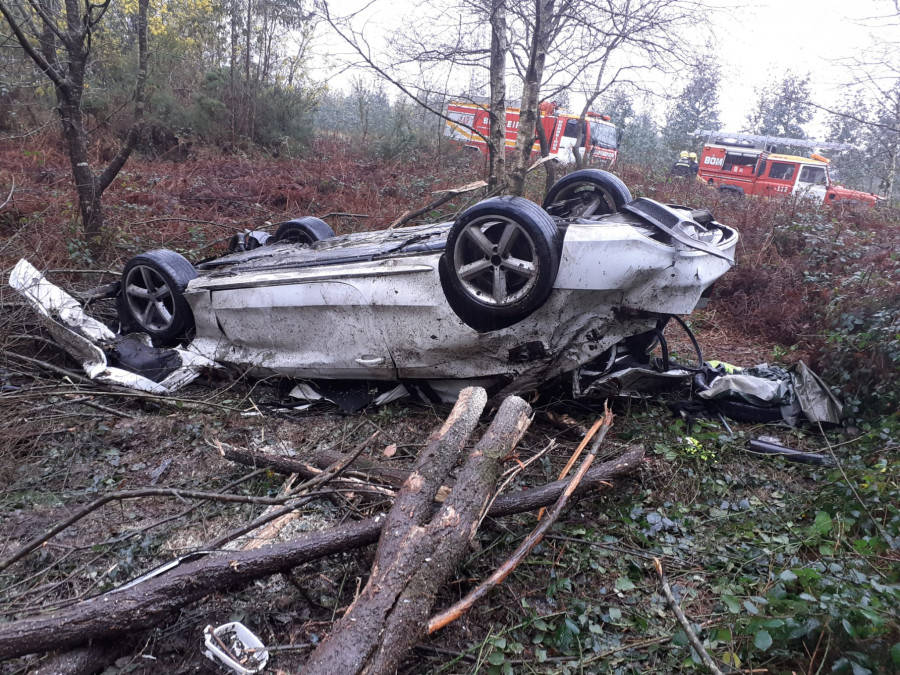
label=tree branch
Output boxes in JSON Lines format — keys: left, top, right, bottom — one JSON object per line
{"left": 0, "top": 0, "right": 68, "bottom": 91}
{"left": 0, "top": 447, "right": 644, "bottom": 660}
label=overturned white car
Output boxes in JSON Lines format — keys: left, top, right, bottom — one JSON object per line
{"left": 11, "top": 170, "right": 738, "bottom": 405}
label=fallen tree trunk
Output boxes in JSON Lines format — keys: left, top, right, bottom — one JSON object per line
{"left": 429, "top": 407, "right": 613, "bottom": 635}
{"left": 0, "top": 448, "right": 643, "bottom": 660}
{"left": 303, "top": 394, "right": 532, "bottom": 675}
{"left": 221, "top": 442, "right": 417, "bottom": 490}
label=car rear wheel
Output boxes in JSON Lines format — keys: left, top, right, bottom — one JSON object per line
{"left": 119, "top": 249, "right": 197, "bottom": 344}
{"left": 271, "top": 217, "right": 335, "bottom": 245}
{"left": 441, "top": 196, "right": 560, "bottom": 332}
{"left": 543, "top": 169, "right": 633, "bottom": 218}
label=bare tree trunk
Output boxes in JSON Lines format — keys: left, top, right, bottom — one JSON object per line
{"left": 230, "top": 0, "right": 238, "bottom": 139}
{"left": 488, "top": 0, "right": 508, "bottom": 191}
{"left": 1, "top": 0, "right": 149, "bottom": 254}
{"left": 535, "top": 119, "right": 559, "bottom": 193}
{"left": 243, "top": 0, "right": 252, "bottom": 137}
{"left": 509, "top": 0, "right": 555, "bottom": 195}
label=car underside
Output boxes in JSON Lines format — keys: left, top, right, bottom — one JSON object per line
{"left": 10, "top": 170, "right": 739, "bottom": 407}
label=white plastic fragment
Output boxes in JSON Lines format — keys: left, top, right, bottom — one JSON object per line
{"left": 8, "top": 259, "right": 215, "bottom": 393}
{"left": 203, "top": 622, "right": 269, "bottom": 674}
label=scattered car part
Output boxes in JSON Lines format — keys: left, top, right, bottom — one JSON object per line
{"left": 694, "top": 366, "right": 788, "bottom": 423}
{"left": 747, "top": 438, "right": 833, "bottom": 466}
{"left": 9, "top": 259, "right": 215, "bottom": 393}
{"left": 203, "top": 622, "right": 269, "bottom": 674}
{"left": 694, "top": 361, "right": 843, "bottom": 425}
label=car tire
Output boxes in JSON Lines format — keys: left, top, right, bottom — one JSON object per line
{"left": 542, "top": 169, "right": 633, "bottom": 218}
{"left": 271, "top": 217, "right": 335, "bottom": 245}
{"left": 119, "top": 249, "right": 197, "bottom": 344}
{"left": 441, "top": 196, "right": 560, "bottom": 333}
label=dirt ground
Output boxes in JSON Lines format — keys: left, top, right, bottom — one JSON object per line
{"left": 0, "top": 307, "right": 791, "bottom": 675}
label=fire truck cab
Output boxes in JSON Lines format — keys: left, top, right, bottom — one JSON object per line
{"left": 445, "top": 99, "right": 620, "bottom": 166}
{"left": 696, "top": 133, "right": 881, "bottom": 207}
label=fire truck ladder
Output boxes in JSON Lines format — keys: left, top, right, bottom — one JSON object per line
{"left": 693, "top": 130, "right": 854, "bottom": 152}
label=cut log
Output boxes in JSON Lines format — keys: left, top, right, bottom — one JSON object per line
{"left": 303, "top": 394, "right": 532, "bottom": 675}
{"left": 429, "top": 408, "right": 613, "bottom": 634}
{"left": 0, "top": 446, "right": 643, "bottom": 660}
{"left": 0, "top": 519, "right": 382, "bottom": 660}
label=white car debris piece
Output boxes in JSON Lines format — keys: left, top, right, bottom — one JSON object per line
{"left": 9, "top": 259, "right": 216, "bottom": 393}
{"left": 8, "top": 171, "right": 739, "bottom": 406}
{"left": 203, "top": 622, "right": 269, "bottom": 674}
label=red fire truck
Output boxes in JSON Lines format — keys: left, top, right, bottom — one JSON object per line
{"left": 445, "top": 99, "right": 619, "bottom": 166}
{"left": 695, "top": 131, "right": 882, "bottom": 207}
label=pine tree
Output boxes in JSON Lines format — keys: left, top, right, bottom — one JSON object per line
{"left": 662, "top": 55, "right": 722, "bottom": 156}
{"left": 825, "top": 93, "right": 874, "bottom": 192}
{"left": 745, "top": 72, "right": 813, "bottom": 149}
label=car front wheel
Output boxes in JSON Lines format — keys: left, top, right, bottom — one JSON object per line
{"left": 271, "top": 217, "right": 335, "bottom": 245}
{"left": 441, "top": 196, "right": 560, "bottom": 332}
{"left": 119, "top": 249, "right": 197, "bottom": 343}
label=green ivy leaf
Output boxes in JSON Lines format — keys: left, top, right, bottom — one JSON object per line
{"left": 615, "top": 577, "right": 636, "bottom": 592}
{"left": 721, "top": 594, "right": 741, "bottom": 614}
{"left": 722, "top": 651, "right": 742, "bottom": 668}
{"left": 754, "top": 629, "right": 773, "bottom": 651}
{"left": 813, "top": 511, "right": 833, "bottom": 535}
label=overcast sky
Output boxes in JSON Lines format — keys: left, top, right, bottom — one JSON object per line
{"left": 313, "top": 0, "right": 894, "bottom": 138}
{"left": 714, "top": 0, "right": 888, "bottom": 134}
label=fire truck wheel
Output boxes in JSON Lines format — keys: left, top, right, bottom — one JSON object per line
{"left": 119, "top": 249, "right": 197, "bottom": 344}
{"left": 542, "top": 169, "right": 633, "bottom": 218}
{"left": 440, "top": 196, "right": 560, "bottom": 333}
{"left": 271, "top": 217, "right": 335, "bottom": 245}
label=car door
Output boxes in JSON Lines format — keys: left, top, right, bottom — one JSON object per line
{"left": 795, "top": 164, "right": 828, "bottom": 201}
{"left": 757, "top": 160, "right": 797, "bottom": 198}
{"left": 208, "top": 278, "right": 396, "bottom": 379}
